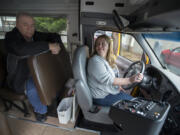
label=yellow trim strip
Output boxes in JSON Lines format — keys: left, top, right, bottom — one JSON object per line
{"left": 131, "top": 86, "right": 139, "bottom": 97}
{"left": 145, "top": 54, "right": 149, "bottom": 64}
{"left": 117, "top": 33, "right": 121, "bottom": 56}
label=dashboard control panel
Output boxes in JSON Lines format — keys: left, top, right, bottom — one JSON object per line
{"left": 109, "top": 98, "right": 170, "bottom": 135}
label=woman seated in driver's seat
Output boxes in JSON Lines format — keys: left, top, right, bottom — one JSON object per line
{"left": 87, "top": 35, "right": 143, "bottom": 106}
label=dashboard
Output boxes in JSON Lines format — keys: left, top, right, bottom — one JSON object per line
{"left": 139, "top": 65, "right": 180, "bottom": 134}
{"left": 140, "top": 65, "right": 178, "bottom": 100}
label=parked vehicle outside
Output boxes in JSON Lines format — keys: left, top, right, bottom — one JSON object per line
{"left": 161, "top": 47, "right": 180, "bottom": 68}
{"left": 143, "top": 32, "right": 180, "bottom": 76}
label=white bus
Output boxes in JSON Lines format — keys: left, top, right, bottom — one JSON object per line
{"left": 0, "top": 0, "right": 180, "bottom": 135}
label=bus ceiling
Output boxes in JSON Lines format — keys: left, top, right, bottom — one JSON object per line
{"left": 80, "top": 0, "right": 180, "bottom": 32}
{"left": 0, "top": 0, "right": 180, "bottom": 31}
{"left": 0, "top": 0, "right": 79, "bottom": 16}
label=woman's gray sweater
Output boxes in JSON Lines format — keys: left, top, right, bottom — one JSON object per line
{"left": 87, "top": 55, "right": 119, "bottom": 99}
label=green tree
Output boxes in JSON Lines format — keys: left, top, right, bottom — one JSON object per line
{"left": 34, "top": 17, "right": 67, "bottom": 33}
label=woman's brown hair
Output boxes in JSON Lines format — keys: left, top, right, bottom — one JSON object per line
{"left": 93, "top": 34, "right": 116, "bottom": 68}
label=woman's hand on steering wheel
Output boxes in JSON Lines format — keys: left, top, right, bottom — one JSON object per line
{"left": 129, "top": 73, "right": 144, "bottom": 83}
{"left": 122, "top": 61, "right": 145, "bottom": 90}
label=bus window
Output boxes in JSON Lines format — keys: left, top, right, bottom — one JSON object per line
{"left": 0, "top": 16, "right": 16, "bottom": 39}
{"left": 0, "top": 16, "right": 68, "bottom": 49}
{"left": 120, "top": 34, "right": 143, "bottom": 62}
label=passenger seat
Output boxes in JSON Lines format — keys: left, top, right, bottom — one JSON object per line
{"left": 0, "top": 39, "right": 30, "bottom": 117}
{"left": 28, "top": 44, "right": 73, "bottom": 106}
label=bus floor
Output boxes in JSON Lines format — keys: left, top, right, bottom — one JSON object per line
{"left": 0, "top": 99, "right": 99, "bottom": 135}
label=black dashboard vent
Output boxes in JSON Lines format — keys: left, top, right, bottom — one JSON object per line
{"left": 85, "top": 1, "right": 94, "bottom": 6}
{"left": 115, "top": 3, "right": 124, "bottom": 7}
{"left": 162, "top": 90, "right": 172, "bottom": 101}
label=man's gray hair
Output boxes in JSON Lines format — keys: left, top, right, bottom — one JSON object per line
{"left": 16, "top": 12, "right": 33, "bottom": 21}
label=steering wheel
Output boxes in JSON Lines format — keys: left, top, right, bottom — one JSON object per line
{"left": 122, "top": 61, "right": 145, "bottom": 90}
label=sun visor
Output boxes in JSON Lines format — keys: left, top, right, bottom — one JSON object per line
{"left": 129, "top": 0, "right": 180, "bottom": 31}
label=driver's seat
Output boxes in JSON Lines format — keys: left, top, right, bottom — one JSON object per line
{"left": 72, "top": 46, "right": 113, "bottom": 124}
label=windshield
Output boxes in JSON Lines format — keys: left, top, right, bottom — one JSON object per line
{"left": 143, "top": 32, "right": 180, "bottom": 76}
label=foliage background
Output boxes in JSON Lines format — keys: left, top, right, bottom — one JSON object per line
{"left": 34, "top": 17, "right": 67, "bottom": 33}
